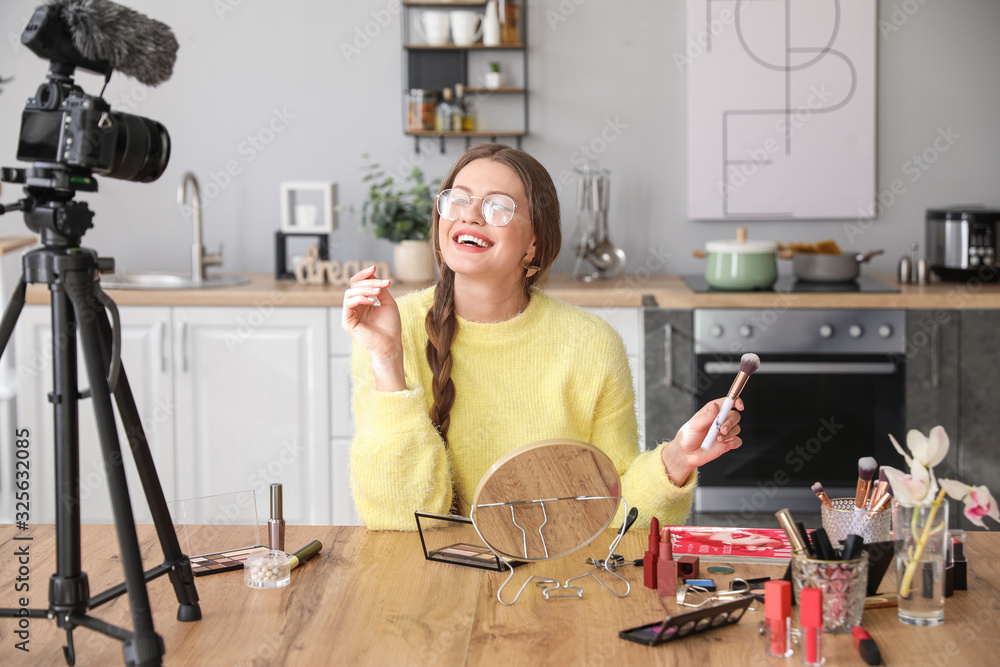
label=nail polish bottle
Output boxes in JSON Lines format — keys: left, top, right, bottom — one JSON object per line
{"left": 656, "top": 527, "right": 677, "bottom": 597}
{"left": 765, "top": 580, "right": 793, "bottom": 658}
{"left": 800, "top": 587, "right": 825, "bottom": 665}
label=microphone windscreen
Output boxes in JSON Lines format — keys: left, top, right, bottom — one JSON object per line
{"left": 52, "top": 0, "right": 178, "bottom": 87}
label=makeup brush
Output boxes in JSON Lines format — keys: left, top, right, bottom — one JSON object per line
{"left": 699, "top": 352, "right": 760, "bottom": 451}
{"left": 854, "top": 457, "right": 877, "bottom": 511}
{"left": 869, "top": 484, "right": 894, "bottom": 516}
{"left": 868, "top": 468, "right": 889, "bottom": 509}
{"left": 811, "top": 482, "right": 834, "bottom": 509}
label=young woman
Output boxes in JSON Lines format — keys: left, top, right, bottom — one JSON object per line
{"left": 343, "top": 144, "right": 743, "bottom": 531}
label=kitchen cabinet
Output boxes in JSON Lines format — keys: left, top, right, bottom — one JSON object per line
{"left": 12, "top": 305, "right": 330, "bottom": 526}
{"left": 957, "top": 311, "right": 1000, "bottom": 519}
{"left": 642, "top": 309, "right": 695, "bottom": 451}
{"left": 584, "top": 307, "right": 644, "bottom": 442}
{"left": 329, "top": 308, "right": 360, "bottom": 526}
{"left": 11, "top": 306, "right": 174, "bottom": 525}
{"left": 402, "top": 0, "right": 527, "bottom": 153}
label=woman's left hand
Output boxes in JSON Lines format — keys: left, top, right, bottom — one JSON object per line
{"left": 660, "top": 397, "right": 744, "bottom": 487}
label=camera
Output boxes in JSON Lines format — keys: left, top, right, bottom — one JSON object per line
{"left": 12, "top": 3, "right": 170, "bottom": 184}
{"left": 17, "top": 80, "right": 170, "bottom": 183}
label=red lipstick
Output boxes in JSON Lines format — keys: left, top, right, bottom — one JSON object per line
{"left": 800, "top": 587, "right": 824, "bottom": 665}
{"left": 764, "top": 580, "right": 792, "bottom": 658}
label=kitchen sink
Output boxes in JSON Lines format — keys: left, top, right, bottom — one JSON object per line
{"left": 100, "top": 272, "right": 250, "bottom": 290}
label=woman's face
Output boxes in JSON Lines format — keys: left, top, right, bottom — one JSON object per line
{"left": 437, "top": 159, "right": 536, "bottom": 281}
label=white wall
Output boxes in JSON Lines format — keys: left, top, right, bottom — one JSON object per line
{"left": 1, "top": 0, "right": 998, "bottom": 281}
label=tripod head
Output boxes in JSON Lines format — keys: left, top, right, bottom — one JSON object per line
{"left": 1, "top": 165, "right": 97, "bottom": 246}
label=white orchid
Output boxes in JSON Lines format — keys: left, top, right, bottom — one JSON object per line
{"left": 939, "top": 479, "right": 1000, "bottom": 529}
{"left": 882, "top": 463, "right": 937, "bottom": 507}
{"left": 889, "top": 426, "right": 950, "bottom": 470}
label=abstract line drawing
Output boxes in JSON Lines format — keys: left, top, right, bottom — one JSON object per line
{"left": 686, "top": 0, "right": 875, "bottom": 220}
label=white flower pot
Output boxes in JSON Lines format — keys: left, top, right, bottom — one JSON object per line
{"left": 484, "top": 71, "right": 502, "bottom": 89}
{"left": 393, "top": 240, "right": 436, "bottom": 283}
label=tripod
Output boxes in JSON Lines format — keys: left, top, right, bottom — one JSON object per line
{"left": 0, "top": 168, "right": 201, "bottom": 666}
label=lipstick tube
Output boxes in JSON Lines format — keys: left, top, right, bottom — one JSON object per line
{"left": 656, "top": 527, "right": 677, "bottom": 597}
{"left": 269, "top": 483, "right": 285, "bottom": 552}
{"left": 800, "top": 587, "right": 825, "bottom": 665}
{"left": 765, "top": 580, "right": 793, "bottom": 658}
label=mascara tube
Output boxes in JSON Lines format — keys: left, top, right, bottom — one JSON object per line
{"left": 269, "top": 483, "right": 285, "bottom": 552}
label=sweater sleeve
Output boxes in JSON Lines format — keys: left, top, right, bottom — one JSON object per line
{"left": 348, "top": 342, "right": 453, "bottom": 531}
{"left": 590, "top": 333, "right": 696, "bottom": 530}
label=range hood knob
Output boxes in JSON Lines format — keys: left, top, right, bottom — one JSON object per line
{"left": 819, "top": 324, "right": 834, "bottom": 338}
{"left": 849, "top": 324, "right": 864, "bottom": 338}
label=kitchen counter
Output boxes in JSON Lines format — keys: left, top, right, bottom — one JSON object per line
{"left": 21, "top": 271, "right": 1000, "bottom": 309}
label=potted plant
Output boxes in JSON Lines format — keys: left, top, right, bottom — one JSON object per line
{"left": 485, "top": 61, "right": 502, "bottom": 89}
{"left": 359, "top": 155, "right": 438, "bottom": 282}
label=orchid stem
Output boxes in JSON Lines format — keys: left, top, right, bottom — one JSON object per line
{"left": 899, "top": 487, "right": 948, "bottom": 598}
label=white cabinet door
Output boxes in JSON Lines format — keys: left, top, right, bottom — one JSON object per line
{"left": 13, "top": 305, "right": 173, "bottom": 524}
{"left": 328, "top": 308, "right": 360, "bottom": 525}
{"left": 173, "top": 307, "right": 330, "bottom": 525}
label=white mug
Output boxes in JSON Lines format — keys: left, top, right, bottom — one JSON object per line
{"left": 450, "top": 11, "right": 483, "bottom": 46}
{"left": 416, "top": 11, "right": 450, "bottom": 46}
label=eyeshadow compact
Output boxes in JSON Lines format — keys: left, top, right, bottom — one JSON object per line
{"left": 415, "top": 511, "right": 525, "bottom": 572}
{"left": 188, "top": 546, "right": 263, "bottom": 577}
{"left": 619, "top": 596, "right": 755, "bottom": 646}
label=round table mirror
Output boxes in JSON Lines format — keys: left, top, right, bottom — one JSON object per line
{"left": 470, "top": 439, "right": 621, "bottom": 561}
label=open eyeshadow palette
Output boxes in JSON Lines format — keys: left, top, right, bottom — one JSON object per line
{"left": 189, "top": 545, "right": 264, "bottom": 576}
{"left": 415, "top": 511, "right": 525, "bottom": 571}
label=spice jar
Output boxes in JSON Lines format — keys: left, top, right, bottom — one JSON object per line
{"left": 407, "top": 89, "right": 425, "bottom": 132}
{"left": 500, "top": 0, "right": 519, "bottom": 44}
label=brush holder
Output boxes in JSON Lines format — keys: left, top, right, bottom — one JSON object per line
{"left": 821, "top": 498, "right": 891, "bottom": 546}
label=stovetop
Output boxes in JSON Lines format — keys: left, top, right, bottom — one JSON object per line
{"left": 682, "top": 275, "right": 899, "bottom": 294}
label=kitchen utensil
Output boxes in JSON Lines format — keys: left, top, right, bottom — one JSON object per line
{"left": 695, "top": 227, "right": 778, "bottom": 290}
{"left": 589, "top": 175, "right": 626, "bottom": 279}
{"left": 792, "top": 249, "right": 884, "bottom": 283}
{"left": 571, "top": 167, "right": 598, "bottom": 281}
{"left": 926, "top": 206, "right": 1000, "bottom": 282}
{"left": 897, "top": 255, "right": 912, "bottom": 284}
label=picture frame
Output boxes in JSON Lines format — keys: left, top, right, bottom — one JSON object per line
{"left": 280, "top": 181, "right": 337, "bottom": 234}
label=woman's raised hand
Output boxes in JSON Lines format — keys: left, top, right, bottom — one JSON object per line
{"left": 342, "top": 265, "right": 406, "bottom": 391}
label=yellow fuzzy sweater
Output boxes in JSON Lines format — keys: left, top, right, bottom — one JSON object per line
{"left": 349, "top": 287, "right": 696, "bottom": 531}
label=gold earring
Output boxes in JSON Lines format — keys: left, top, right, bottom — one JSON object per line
{"left": 522, "top": 255, "right": 539, "bottom": 278}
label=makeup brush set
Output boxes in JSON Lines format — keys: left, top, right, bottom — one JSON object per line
{"left": 812, "top": 457, "right": 893, "bottom": 516}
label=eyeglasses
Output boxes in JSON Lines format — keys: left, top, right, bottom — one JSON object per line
{"left": 436, "top": 189, "right": 527, "bottom": 227}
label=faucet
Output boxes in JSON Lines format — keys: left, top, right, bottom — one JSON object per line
{"left": 177, "top": 171, "right": 223, "bottom": 282}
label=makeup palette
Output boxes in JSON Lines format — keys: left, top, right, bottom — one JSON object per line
{"left": 415, "top": 511, "right": 525, "bottom": 571}
{"left": 188, "top": 546, "right": 263, "bottom": 576}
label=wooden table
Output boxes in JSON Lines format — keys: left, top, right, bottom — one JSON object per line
{"left": 1, "top": 525, "right": 999, "bottom": 665}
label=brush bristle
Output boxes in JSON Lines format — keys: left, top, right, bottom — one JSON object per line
{"left": 811, "top": 482, "right": 825, "bottom": 494}
{"left": 858, "top": 457, "right": 877, "bottom": 480}
{"left": 740, "top": 352, "right": 761, "bottom": 375}
{"left": 878, "top": 468, "right": 888, "bottom": 483}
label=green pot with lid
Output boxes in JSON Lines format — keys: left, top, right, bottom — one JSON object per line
{"left": 700, "top": 228, "right": 778, "bottom": 290}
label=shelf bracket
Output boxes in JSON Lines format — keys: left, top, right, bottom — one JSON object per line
{"left": 439, "top": 136, "right": 445, "bottom": 154}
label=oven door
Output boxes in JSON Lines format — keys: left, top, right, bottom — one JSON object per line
{"left": 693, "top": 353, "right": 904, "bottom": 515}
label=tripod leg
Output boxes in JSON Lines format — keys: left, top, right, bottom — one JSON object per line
{"left": 63, "top": 277, "right": 164, "bottom": 667}
{"left": 92, "top": 290, "right": 201, "bottom": 621}
{"left": 0, "top": 278, "right": 26, "bottom": 364}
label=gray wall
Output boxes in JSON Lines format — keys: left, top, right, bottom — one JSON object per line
{"left": 1, "top": 0, "right": 998, "bottom": 279}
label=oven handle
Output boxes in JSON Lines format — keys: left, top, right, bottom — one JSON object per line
{"left": 703, "top": 361, "right": 900, "bottom": 375}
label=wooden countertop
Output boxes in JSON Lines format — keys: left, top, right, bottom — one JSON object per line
{"left": 21, "top": 271, "right": 1000, "bottom": 309}
{"left": 0, "top": 236, "right": 35, "bottom": 256}
{"left": 2, "top": 524, "right": 998, "bottom": 665}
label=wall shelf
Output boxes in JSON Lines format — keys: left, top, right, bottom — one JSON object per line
{"left": 401, "top": 1, "right": 527, "bottom": 154}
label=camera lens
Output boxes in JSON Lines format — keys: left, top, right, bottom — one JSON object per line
{"left": 100, "top": 113, "right": 170, "bottom": 183}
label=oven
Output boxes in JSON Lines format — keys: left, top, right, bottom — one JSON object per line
{"left": 692, "top": 309, "right": 906, "bottom": 516}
